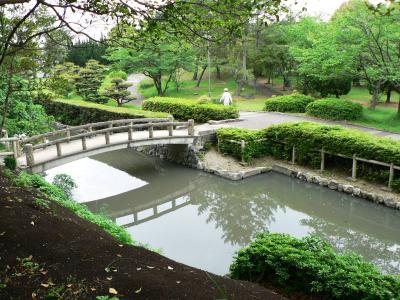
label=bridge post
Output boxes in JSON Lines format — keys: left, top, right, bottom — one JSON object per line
{"left": 25, "top": 144, "right": 34, "bottom": 166}
{"left": 2, "top": 130, "right": 10, "bottom": 151}
{"left": 66, "top": 129, "right": 71, "bottom": 140}
{"left": 188, "top": 119, "right": 194, "bottom": 136}
{"left": 81, "top": 136, "right": 87, "bottom": 151}
{"left": 168, "top": 124, "right": 173, "bottom": 136}
{"left": 56, "top": 142, "right": 62, "bottom": 157}
{"left": 105, "top": 131, "right": 110, "bottom": 144}
{"left": 108, "top": 123, "right": 113, "bottom": 135}
{"left": 128, "top": 125, "right": 133, "bottom": 141}
{"left": 148, "top": 123, "right": 154, "bottom": 138}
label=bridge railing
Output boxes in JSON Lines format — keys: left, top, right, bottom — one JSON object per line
{"left": 23, "top": 119, "right": 195, "bottom": 167}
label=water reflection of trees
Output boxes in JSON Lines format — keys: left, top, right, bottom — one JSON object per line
{"left": 302, "top": 218, "right": 400, "bottom": 274}
{"left": 190, "top": 176, "right": 283, "bottom": 247}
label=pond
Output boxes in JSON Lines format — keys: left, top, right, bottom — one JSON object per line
{"left": 45, "top": 149, "right": 400, "bottom": 276}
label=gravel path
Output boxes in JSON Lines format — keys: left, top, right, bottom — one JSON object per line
{"left": 196, "top": 111, "right": 400, "bottom": 140}
{"left": 127, "top": 73, "right": 146, "bottom": 105}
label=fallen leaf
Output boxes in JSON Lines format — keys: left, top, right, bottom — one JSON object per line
{"left": 176, "top": 281, "right": 181, "bottom": 284}
{"left": 30, "top": 221, "right": 34, "bottom": 226}
{"left": 31, "top": 292, "right": 37, "bottom": 298}
{"left": 40, "top": 270, "right": 48, "bottom": 275}
{"left": 90, "top": 288, "right": 96, "bottom": 291}
{"left": 27, "top": 255, "right": 33, "bottom": 261}
{"left": 135, "top": 287, "right": 142, "bottom": 294}
{"left": 117, "top": 254, "right": 122, "bottom": 257}
{"left": 0, "top": 232, "right": 5, "bottom": 236}
{"left": 41, "top": 283, "right": 49, "bottom": 288}
{"left": 146, "top": 266, "right": 155, "bottom": 269}
{"left": 167, "top": 266, "right": 173, "bottom": 270}
{"left": 109, "top": 287, "right": 118, "bottom": 295}
{"left": 66, "top": 284, "right": 72, "bottom": 288}
{"left": 106, "top": 277, "right": 112, "bottom": 281}
{"left": 136, "top": 267, "right": 141, "bottom": 271}
{"left": 118, "top": 244, "right": 123, "bottom": 247}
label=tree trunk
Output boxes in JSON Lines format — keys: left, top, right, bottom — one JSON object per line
{"left": 282, "top": 74, "right": 291, "bottom": 91}
{"left": 370, "top": 86, "right": 380, "bottom": 110}
{"left": 386, "top": 87, "right": 392, "bottom": 103}
{"left": 216, "top": 66, "right": 221, "bottom": 80}
{"left": 196, "top": 65, "right": 207, "bottom": 87}
{"left": 352, "top": 78, "right": 361, "bottom": 87}
{"left": 192, "top": 68, "right": 198, "bottom": 81}
{"left": 153, "top": 75, "right": 163, "bottom": 96}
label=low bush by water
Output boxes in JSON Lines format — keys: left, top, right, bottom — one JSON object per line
{"left": 230, "top": 233, "right": 400, "bottom": 299}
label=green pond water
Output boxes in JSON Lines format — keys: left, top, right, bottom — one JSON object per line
{"left": 45, "top": 149, "right": 400, "bottom": 276}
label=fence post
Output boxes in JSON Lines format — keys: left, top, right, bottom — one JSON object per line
{"left": 108, "top": 122, "right": 113, "bottom": 135}
{"left": 352, "top": 154, "right": 357, "bottom": 180}
{"left": 128, "top": 125, "right": 133, "bottom": 141}
{"left": 168, "top": 124, "right": 173, "bottom": 136}
{"left": 105, "top": 131, "right": 110, "bottom": 145}
{"left": 56, "top": 142, "right": 62, "bottom": 157}
{"left": 66, "top": 129, "right": 71, "bottom": 139}
{"left": 2, "top": 130, "right": 10, "bottom": 151}
{"left": 241, "top": 140, "right": 246, "bottom": 164}
{"left": 291, "top": 146, "right": 296, "bottom": 164}
{"left": 12, "top": 140, "right": 18, "bottom": 159}
{"left": 217, "top": 137, "right": 220, "bottom": 153}
{"left": 388, "top": 163, "right": 394, "bottom": 189}
{"left": 25, "top": 144, "right": 34, "bottom": 167}
{"left": 149, "top": 123, "right": 154, "bottom": 138}
{"left": 320, "top": 149, "right": 325, "bottom": 173}
{"left": 82, "top": 136, "right": 87, "bottom": 151}
{"left": 188, "top": 119, "right": 195, "bottom": 136}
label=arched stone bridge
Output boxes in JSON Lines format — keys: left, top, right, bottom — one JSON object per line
{"left": 1, "top": 118, "right": 196, "bottom": 173}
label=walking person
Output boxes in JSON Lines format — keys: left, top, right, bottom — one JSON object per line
{"left": 220, "top": 88, "right": 233, "bottom": 106}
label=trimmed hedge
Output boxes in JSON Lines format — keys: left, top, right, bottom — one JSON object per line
{"left": 264, "top": 93, "right": 315, "bottom": 113}
{"left": 217, "top": 122, "right": 400, "bottom": 189}
{"left": 306, "top": 98, "right": 363, "bottom": 120}
{"left": 36, "top": 98, "right": 169, "bottom": 126}
{"left": 230, "top": 233, "right": 400, "bottom": 299}
{"left": 142, "top": 97, "right": 239, "bottom": 122}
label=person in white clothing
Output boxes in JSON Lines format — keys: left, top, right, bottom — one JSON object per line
{"left": 220, "top": 88, "right": 233, "bottom": 106}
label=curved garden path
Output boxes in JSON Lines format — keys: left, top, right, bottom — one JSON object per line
{"left": 197, "top": 111, "right": 400, "bottom": 140}
{"left": 127, "top": 73, "right": 146, "bottom": 105}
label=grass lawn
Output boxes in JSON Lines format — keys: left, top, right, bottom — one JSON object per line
{"left": 138, "top": 72, "right": 268, "bottom": 111}
{"left": 355, "top": 107, "right": 400, "bottom": 132}
{"left": 342, "top": 86, "right": 400, "bottom": 105}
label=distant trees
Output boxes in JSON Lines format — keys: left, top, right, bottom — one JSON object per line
{"left": 66, "top": 40, "right": 108, "bottom": 67}
{"left": 75, "top": 60, "right": 108, "bottom": 103}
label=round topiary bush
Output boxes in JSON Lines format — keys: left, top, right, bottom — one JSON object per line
{"left": 264, "top": 93, "right": 315, "bottom": 113}
{"left": 306, "top": 98, "right": 363, "bottom": 120}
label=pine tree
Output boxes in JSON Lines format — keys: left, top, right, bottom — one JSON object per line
{"left": 75, "top": 60, "right": 108, "bottom": 103}
{"left": 103, "top": 78, "right": 135, "bottom": 106}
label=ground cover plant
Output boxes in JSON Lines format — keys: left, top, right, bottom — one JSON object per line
{"left": 142, "top": 97, "right": 239, "bottom": 122}
{"left": 230, "top": 233, "right": 400, "bottom": 299}
{"left": 306, "top": 98, "right": 363, "bottom": 120}
{"left": 264, "top": 93, "right": 315, "bottom": 113}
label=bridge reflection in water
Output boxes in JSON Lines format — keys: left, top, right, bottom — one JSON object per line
{"left": 84, "top": 149, "right": 400, "bottom": 275}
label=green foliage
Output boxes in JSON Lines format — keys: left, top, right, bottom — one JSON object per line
{"left": 102, "top": 78, "right": 135, "bottom": 107}
{"left": 48, "top": 62, "right": 79, "bottom": 97}
{"left": 66, "top": 39, "right": 108, "bottom": 67}
{"left": 52, "top": 174, "right": 77, "bottom": 198}
{"left": 75, "top": 60, "right": 108, "bottom": 104}
{"left": 306, "top": 98, "right": 363, "bottom": 120}
{"left": 14, "top": 172, "right": 134, "bottom": 245}
{"left": 264, "top": 93, "right": 315, "bottom": 113}
{"left": 36, "top": 97, "right": 169, "bottom": 126}
{"left": 142, "top": 97, "right": 239, "bottom": 122}
{"left": 230, "top": 233, "right": 400, "bottom": 299}
{"left": 33, "top": 198, "right": 50, "bottom": 210}
{"left": 4, "top": 156, "right": 16, "bottom": 170}
{"left": 108, "top": 70, "right": 128, "bottom": 80}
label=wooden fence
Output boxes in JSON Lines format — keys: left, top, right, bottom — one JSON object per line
{"left": 217, "top": 137, "right": 398, "bottom": 190}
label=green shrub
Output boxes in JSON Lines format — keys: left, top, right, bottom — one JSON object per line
{"left": 142, "top": 97, "right": 239, "bottom": 122}
{"left": 35, "top": 98, "right": 169, "bottom": 126}
{"left": 217, "top": 122, "right": 400, "bottom": 189}
{"left": 108, "top": 70, "right": 128, "bottom": 80}
{"left": 14, "top": 172, "right": 134, "bottom": 245}
{"left": 4, "top": 156, "right": 16, "bottom": 170}
{"left": 306, "top": 98, "right": 363, "bottom": 120}
{"left": 230, "top": 233, "right": 400, "bottom": 299}
{"left": 264, "top": 93, "right": 315, "bottom": 113}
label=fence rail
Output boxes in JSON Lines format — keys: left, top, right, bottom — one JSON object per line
{"left": 218, "top": 137, "right": 399, "bottom": 190}
{"left": 23, "top": 119, "right": 195, "bottom": 167}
